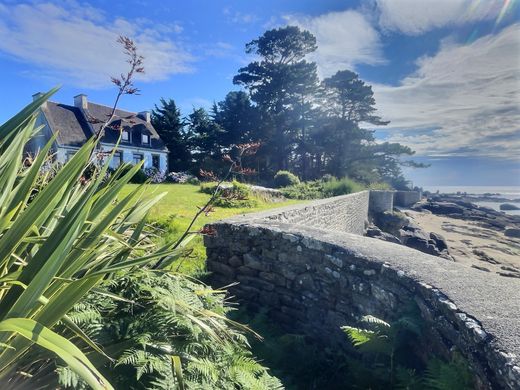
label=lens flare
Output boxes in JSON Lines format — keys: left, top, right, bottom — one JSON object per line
{"left": 495, "top": 0, "right": 516, "bottom": 27}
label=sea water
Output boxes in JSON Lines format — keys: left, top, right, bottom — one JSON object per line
{"left": 422, "top": 186, "right": 520, "bottom": 216}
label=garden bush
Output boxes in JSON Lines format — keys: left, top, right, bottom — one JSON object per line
{"left": 200, "top": 181, "right": 258, "bottom": 208}
{"left": 273, "top": 170, "right": 300, "bottom": 188}
{"left": 143, "top": 167, "right": 166, "bottom": 183}
{"left": 322, "top": 177, "right": 365, "bottom": 197}
{"left": 280, "top": 180, "right": 325, "bottom": 200}
{"left": 281, "top": 177, "right": 367, "bottom": 200}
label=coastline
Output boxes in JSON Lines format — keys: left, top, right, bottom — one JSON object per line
{"left": 403, "top": 192, "right": 520, "bottom": 278}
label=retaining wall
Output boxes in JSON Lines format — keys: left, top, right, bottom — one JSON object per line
{"left": 252, "top": 191, "right": 370, "bottom": 235}
{"left": 395, "top": 190, "right": 422, "bottom": 207}
{"left": 369, "top": 190, "right": 394, "bottom": 214}
{"left": 204, "top": 191, "right": 520, "bottom": 389}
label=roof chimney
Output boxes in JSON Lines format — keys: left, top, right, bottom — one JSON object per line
{"left": 137, "top": 111, "right": 151, "bottom": 123}
{"left": 32, "top": 92, "right": 47, "bottom": 108}
{"left": 74, "top": 94, "right": 88, "bottom": 109}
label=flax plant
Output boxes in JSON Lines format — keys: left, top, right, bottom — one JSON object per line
{"left": 0, "top": 88, "right": 191, "bottom": 389}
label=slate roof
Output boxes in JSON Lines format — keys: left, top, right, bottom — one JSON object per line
{"left": 41, "top": 101, "right": 167, "bottom": 152}
{"left": 41, "top": 102, "right": 92, "bottom": 147}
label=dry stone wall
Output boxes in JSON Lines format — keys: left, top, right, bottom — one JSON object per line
{"left": 204, "top": 191, "right": 520, "bottom": 389}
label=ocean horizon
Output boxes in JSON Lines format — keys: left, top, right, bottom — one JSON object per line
{"left": 423, "top": 185, "right": 520, "bottom": 198}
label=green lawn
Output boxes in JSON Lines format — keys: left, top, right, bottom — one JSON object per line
{"left": 119, "top": 183, "right": 301, "bottom": 274}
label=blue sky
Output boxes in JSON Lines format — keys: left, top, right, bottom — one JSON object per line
{"left": 0, "top": 0, "right": 519, "bottom": 187}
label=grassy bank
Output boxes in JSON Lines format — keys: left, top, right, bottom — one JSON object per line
{"left": 119, "top": 183, "right": 301, "bottom": 274}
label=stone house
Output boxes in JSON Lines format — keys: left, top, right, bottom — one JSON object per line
{"left": 26, "top": 93, "right": 169, "bottom": 173}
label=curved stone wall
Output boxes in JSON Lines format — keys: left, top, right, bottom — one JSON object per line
{"left": 394, "top": 190, "right": 422, "bottom": 207}
{"left": 204, "top": 193, "right": 520, "bottom": 389}
{"left": 369, "top": 190, "right": 394, "bottom": 213}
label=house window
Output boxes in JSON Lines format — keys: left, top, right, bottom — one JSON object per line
{"left": 141, "top": 133, "right": 150, "bottom": 145}
{"left": 121, "top": 130, "right": 130, "bottom": 142}
{"left": 65, "top": 151, "right": 76, "bottom": 162}
{"left": 112, "top": 151, "right": 122, "bottom": 167}
{"left": 132, "top": 153, "right": 143, "bottom": 165}
{"left": 152, "top": 154, "right": 160, "bottom": 169}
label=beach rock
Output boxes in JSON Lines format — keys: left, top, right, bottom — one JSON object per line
{"left": 421, "top": 202, "right": 464, "bottom": 215}
{"left": 366, "top": 225, "right": 401, "bottom": 244}
{"left": 501, "top": 203, "right": 520, "bottom": 211}
{"left": 472, "top": 249, "right": 500, "bottom": 265}
{"left": 399, "top": 226, "right": 452, "bottom": 259}
{"left": 373, "top": 211, "right": 408, "bottom": 236}
{"left": 406, "top": 236, "right": 443, "bottom": 257}
{"left": 429, "top": 232, "right": 448, "bottom": 252}
{"left": 505, "top": 228, "right": 520, "bottom": 238}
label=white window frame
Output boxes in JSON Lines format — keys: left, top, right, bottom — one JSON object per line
{"left": 132, "top": 153, "right": 143, "bottom": 165}
{"left": 113, "top": 151, "right": 122, "bottom": 167}
{"left": 141, "top": 133, "right": 150, "bottom": 145}
{"left": 152, "top": 154, "right": 160, "bottom": 169}
{"left": 65, "top": 151, "right": 76, "bottom": 162}
{"left": 121, "top": 130, "right": 130, "bottom": 142}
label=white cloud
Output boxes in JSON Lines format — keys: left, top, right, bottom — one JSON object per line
{"left": 223, "top": 7, "right": 258, "bottom": 25}
{"left": 0, "top": 1, "right": 194, "bottom": 88}
{"left": 284, "top": 10, "right": 385, "bottom": 77}
{"left": 374, "top": 0, "right": 504, "bottom": 35}
{"left": 373, "top": 24, "right": 520, "bottom": 159}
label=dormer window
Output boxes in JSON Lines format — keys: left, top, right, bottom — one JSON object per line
{"left": 141, "top": 133, "right": 150, "bottom": 145}
{"left": 121, "top": 130, "right": 130, "bottom": 142}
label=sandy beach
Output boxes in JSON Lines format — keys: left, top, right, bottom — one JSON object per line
{"left": 405, "top": 208, "right": 520, "bottom": 277}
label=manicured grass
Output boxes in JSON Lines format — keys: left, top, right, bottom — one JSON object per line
{"left": 119, "top": 184, "right": 302, "bottom": 274}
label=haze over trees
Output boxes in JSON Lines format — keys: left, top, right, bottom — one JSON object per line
{"left": 152, "top": 25, "right": 425, "bottom": 188}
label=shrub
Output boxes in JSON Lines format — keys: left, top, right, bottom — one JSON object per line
{"left": 214, "top": 181, "right": 258, "bottom": 208}
{"left": 321, "top": 173, "right": 335, "bottom": 182}
{"left": 281, "top": 177, "right": 366, "bottom": 200}
{"left": 280, "top": 180, "right": 324, "bottom": 200}
{"left": 186, "top": 176, "right": 200, "bottom": 185}
{"left": 199, "top": 181, "right": 220, "bottom": 194}
{"left": 144, "top": 167, "right": 166, "bottom": 183}
{"left": 322, "top": 177, "right": 364, "bottom": 197}
{"left": 166, "top": 171, "right": 197, "bottom": 184}
{"left": 368, "top": 182, "right": 392, "bottom": 190}
{"left": 273, "top": 170, "right": 300, "bottom": 188}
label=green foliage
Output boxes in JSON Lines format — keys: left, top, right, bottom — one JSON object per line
{"left": 342, "top": 310, "right": 474, "bottom": 390}
{"left": 186, "top": 176, "right": 200, "bottom": 185}
{"left": 131, "top": 168, "right": 149, "bottom": 183}
{"left": 424, "top": 354, "right": 474, "bottom": 390}
{"left": 273, "top": 170, "right": 300, "bottom": 188}
{"left": 214, "top": 181, "right": 258, "bottom": 208}
{"left": 1, "top": 90, "right": 285, "bottom": 390}
{"left": 368, "top": 181, "right": 392, "bottom": 190}
{"left": 151, "top": 98, "right": 191, "bottom": 172}
{"left": 201, "top": 181, "right": 259, "bottom": 208}
{"left": 322, "top": 177, "right": 365, "bottom": 197}
{"left": 56, "top": 270, "right": 283, "bottom": 390}
{"left": 232, "top": 309, "right": 353, "bottom": 390}
{"left": 0, "top": 88, "right": 177, "bottom": 388}
{"left": 280, "top": 180, "right": 325, "bottom": 200}
{"left": 281, "top": 177, "right": 367, "bottom": 200}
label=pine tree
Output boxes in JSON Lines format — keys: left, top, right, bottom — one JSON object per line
{"left": 151, "top": 98, "right": 191, "bottom": 172}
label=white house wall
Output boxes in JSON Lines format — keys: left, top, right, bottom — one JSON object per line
{"left": 54, "top": 144, "right": 168, "bottom": 173}
{"left": 99, "top": 144, "right": 168, "bottom": 173}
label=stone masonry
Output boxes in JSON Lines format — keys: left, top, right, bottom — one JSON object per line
{"left": 204, "top": 192, "right": 520, "bottom": 389}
